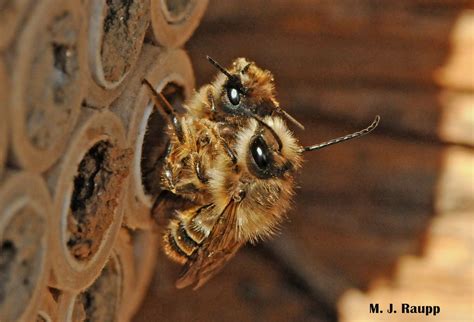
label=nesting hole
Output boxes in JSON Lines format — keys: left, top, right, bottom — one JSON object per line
{"left": 26, "top": 12, "right": 79, "bottom": 149}
{"left": 67, "top": 141, "right": 130, "bottom": 261}
{"left": 101, "top": 0, "right": 150, "bottom": 84}
{"left": 48, "top": 287, "right": 61, "bottom": 303}
{"left": 0, "top": 206, "right": 45, "bottom": 322}
{"left": 72, "top": 255, "right": 122, "bottom": 322}
{"left": 140, "top": 82, "right": 185, "bottom": 197}
{"left": 163, "top": 0, "right": 195, "bottom": 23}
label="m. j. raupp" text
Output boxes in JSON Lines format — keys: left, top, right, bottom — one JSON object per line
{"left": 369, "top": 303, "right": 441, "bottom": 316}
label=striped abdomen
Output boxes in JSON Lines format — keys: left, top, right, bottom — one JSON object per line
{"left": 163, "top": 214, "right": 210, "bottom": 265}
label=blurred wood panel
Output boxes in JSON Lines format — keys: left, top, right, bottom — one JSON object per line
{"left": 134, "top": 248, "right": 333, "bottom": 322}
{"left": 136, "top": 1, "right": 473, "bottom": 321}
{"left": 437, "top": 92, "right": 474, "bottom": 146}
{"left": 188, "top": 0, "right": 474, "bottom": 146}
{"left": 268, "top": 145, "right": 473, "bottom": 318}
{"left": 296, "top": 124, "right": 441, "bottom": 209}
{"left": 191, "top": 0, "right": 474, "bottom": 88}
{"left": 203, "top": 0, "right": 474, "bottom": 44}
{"left": 435, "top": 146, "right": 474, "bottom": 213}
{"left": 190, "top": 31, "right": 473, "bottom": 89}
{"left": 287, "top": 88, "right": 474, "bottom": 145}
{"left": 338, "top": 212, "right": 473, "bottom": 321}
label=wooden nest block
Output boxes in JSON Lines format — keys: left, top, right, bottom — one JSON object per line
{"left": 111, "top": 46, "right": 195, "bottom": 230}
{"left": 0, "top": 172, "right": 52, "bottom": 322}
{"left": 9, "top": 0, "right": 86, "bottom": 173}
{"left": 46, "top": 110, "right": 130, "bottom": 291}
{"left": 149, "top": 0, "right": 209, "bottom": 48}
{"left": 85, "top": 0, "right": 151, "bottom": 108}
{"left": 0, "top": 0, "right": 209, "bottom": 320}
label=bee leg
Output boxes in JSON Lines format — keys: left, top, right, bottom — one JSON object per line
{"left": 207, "top": 123, "right": 237, "bottom": 164}
{"left": 207, "top": 87, "right": 216, "bottom": 113}
{"left": 221, "top": 140, "right": 238, "bottom": 165}
{"left": 162, "top": 162, "right": 176, "bottom": 191}
{"left": 152, "top": 190, "right": 197, "bottom": 228}
{"left": 175, "top": 183, "right": 200, "bottom": 195}
{"left": 195, "top": 159, "right": 209, "bottom": 184}
{"left": 142, "top": 140, "right": 172, "bottom": 196}
{"left": 142, "top": 79, "right": 185, "bottom": 143}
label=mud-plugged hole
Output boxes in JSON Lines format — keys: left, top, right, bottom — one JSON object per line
{"left": 26, "top": 12, "right": 80, "bottom": 149}
{"left": 163, "top": 0, "right": 195, "bottom": 23}
{"left": 72, "top": 255, "right": 122, "bottom": 322}
{"left": 101, "top": 0, "right": 150, "bottom": 84}
{"left": 140, "top": 83, "right": 185, "bottom": 197}
{"left": 0, "top": 206, "right": 46, "bottom": 321}
{"left": 67, "top": 141, "right": 130, "bottom": 261}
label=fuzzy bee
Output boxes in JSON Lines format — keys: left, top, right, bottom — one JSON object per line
{"left": 186, "top": 56, "right": 305, "bottom": 131}
{"left": 143, "top": 57, "right": 379, "bottom": 289}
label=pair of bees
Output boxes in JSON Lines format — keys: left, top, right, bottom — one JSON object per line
{"left": 143, "top": 57, "right": 379, "bottom": 289}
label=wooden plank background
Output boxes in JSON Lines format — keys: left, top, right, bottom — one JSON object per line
{"left": 135, "top": 1, "right": 473, "bottom": 321}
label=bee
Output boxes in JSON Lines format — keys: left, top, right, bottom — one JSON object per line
{"left": 187, "top": 56, "right": 305, "bottom": 138}
{"left": 143, "top": 57, "right": 303, "bottom": 203}
{"left": 143, "top": 58, "right": 380, "bottom": 289}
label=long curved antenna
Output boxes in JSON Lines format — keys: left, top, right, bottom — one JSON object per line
{"left": 142, "top": 79, "right": 184, "bottom": 143}
{"left": 300, "top": 115, "right": 380, "bottom": 153}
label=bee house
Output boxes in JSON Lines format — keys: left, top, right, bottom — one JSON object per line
{"left": 1, "top": 1, "right": 473, "bottom": 322}
{"left": 1, "top": 0, "right": 207, "bottom": 321}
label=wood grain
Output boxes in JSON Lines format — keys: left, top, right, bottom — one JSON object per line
{"left": 183, "top": 1, "right": 474, "bottom": 321}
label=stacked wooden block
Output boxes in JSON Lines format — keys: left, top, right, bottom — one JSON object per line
{"left": 0, "top": 1, "right": 207, "bottom": 321}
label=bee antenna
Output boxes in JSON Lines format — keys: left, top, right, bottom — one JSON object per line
{"left": 206, "top": 56, "right": 235, "bottom": 80}
{"left": 276, "top": 108, "right": 305, "bottom": 130}
{"left": 142, "top": 79, "right": 184, "bottom": 143}
{"left": 300, "top": 115, "right": 380, "bottom": 153}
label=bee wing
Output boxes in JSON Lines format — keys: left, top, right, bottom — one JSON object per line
{"left": 175, "top": 200, "right": 243, "bottom": 290}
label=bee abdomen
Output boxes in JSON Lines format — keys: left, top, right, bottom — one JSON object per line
{"left": 163, "top": 230, "right": 188, "bottom": 265}
{"left": 183, "top": 219, "right": 207, "bottom": 244}
{"left": 163, "top": 219, "right": 202, "bottom": 265}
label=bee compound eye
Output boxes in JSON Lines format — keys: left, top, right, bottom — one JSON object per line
{"left": 227, "top": 86, "right": 240, "bottom": 105}
{"left": 250, "top": 135, "right": 271, "bottom": 171}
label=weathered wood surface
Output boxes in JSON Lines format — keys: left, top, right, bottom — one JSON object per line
{"left": 134, "top": 247, "right": 334, "bottom": 322}
{"left": 338, "top": 211, "right": 473, "bottom": 321}
{"left": 135, "top": 0, "right": 474, "bottom": 321}
{"left": 188, "top": 1, "right": 474, "bottom": 146}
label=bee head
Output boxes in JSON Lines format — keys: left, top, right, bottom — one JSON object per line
{"left": 207, "top": 57, "right": 298, "bottom": 124}
{"left": 207, "top": 116, "right": 302, "bottom": 242}
{"left": 235, "top": 117, "right": 303, "bottom": 180}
